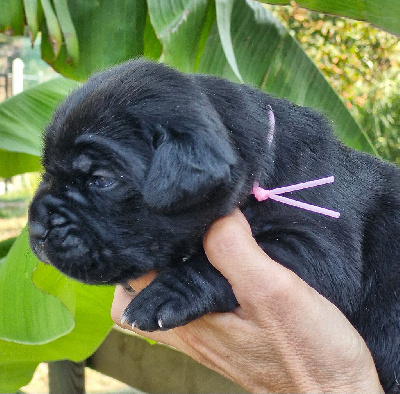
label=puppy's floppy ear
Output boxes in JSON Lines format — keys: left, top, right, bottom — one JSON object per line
{"left": 142, "top": 124, "right": 237, "bottom": 212}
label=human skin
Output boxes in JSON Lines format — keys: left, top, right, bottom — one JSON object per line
{"left": 111, "top": 209, "right": 384, "bottom": 393}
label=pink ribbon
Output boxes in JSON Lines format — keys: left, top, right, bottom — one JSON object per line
{"left": 252, "top": 176, "right": 340, "bottom": 218}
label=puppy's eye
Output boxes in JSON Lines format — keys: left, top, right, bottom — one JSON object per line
{"left": 88, "top": 173, "right": 116, "bottom": 189}
{"left": 91, "top": 176, "right": 115, "bottom": 188}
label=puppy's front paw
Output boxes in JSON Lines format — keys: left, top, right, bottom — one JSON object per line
{"left": 121, "top": 281, "right": 199, "bottom": 331}
{"left": 121, "top": 260, "right": 238, "bottom": 331}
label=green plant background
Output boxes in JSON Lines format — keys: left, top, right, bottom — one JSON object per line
{"left": 0, "top": 0, "right": 398, "bottom": 391}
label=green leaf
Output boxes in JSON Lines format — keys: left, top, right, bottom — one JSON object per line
{"left": 53, "top": 0, "right": 79, "bottom": 64}
{"left": 23, "top": 0, "right": 43, "bottom": 43}
{"left": 148, "top": 0, "right": 211, "bottom": 73}
{"left": 41, "top": 0, "right": 148, "bottom": 81}
{"left": 0, "top": 229, "right": 115, "bottom": 392}
{"left": 143, "top": 10, "right": 163, "bottom": 60}
{"left": 41, "top": 0, "right": 63, "bottom": 57}
{"left": 0, "top": 282, "right": 114, "bottom": 391}
{"left": 0, "top": 0, "right": 25, "bottom": 35}
{"left": 154, "top": 0, "right": 374, "bottom": 153}
{"left": 0, "top": 149, "right": 41, "bottom": 178}
{"left": 0, "top": 359, "right": 40, "bottom": 393}
{"left": 259, "top": 0, "right": 400, "bottom": 37}
{"left": 0, "top": 228, "right": 74, "bottom": 344}
{"left": 0, "top": 76, "right": 79, "bottom": 158}
{"left": 0, "top": 238, "right": 16, "bottom": 259}
{"left": 0, "top": 226, "right": 115, "bottom": 344}
{"left": 215, "top": 0, "right": 243, "bottom": 82}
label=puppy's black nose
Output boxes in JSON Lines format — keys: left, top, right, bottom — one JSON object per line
{"left": 29, "top": 221, "right": 49, "bottom": 242}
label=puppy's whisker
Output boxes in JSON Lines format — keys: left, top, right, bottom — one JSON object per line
{"left": 57, "top": 259, "right": 69, "bottom": 274}
{"left": 82, "top": 263, "right": 90, "bottom": 283}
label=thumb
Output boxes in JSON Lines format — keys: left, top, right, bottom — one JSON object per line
{"left": 203, "top": 209, "right": 281, "bottom": 294}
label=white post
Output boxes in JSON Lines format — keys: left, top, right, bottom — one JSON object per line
{"left": 12, "top": 58, "right": 24, "bottom": 95}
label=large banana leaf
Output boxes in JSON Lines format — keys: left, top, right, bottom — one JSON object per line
{"left": 1, "top": 0, "right": 399, "bottom": 64}
{"left": 0, "top": 76, "right": 78, "bottom": 156}
{"left": 22, "top": 0, "right": 43, "bottom": 43}
{"left": 0, "top": 76, "right": 79, "bottom": 177}
{"left": 203, "top": 0, "right": 374, "bottom": 152}
{"left": 40, "top": 0, "right": 148, "bottom": 80}
{"left": 137, "top": 0, "right": 375, "bottom": 152}
{"left": 0, "top": 229, "right": 115, "bottom": 392}
{"left": 0, "top": 228, "right": 73, "bottom": 344}
{"left": 1, "top": 0, "right": 374, "bottom": 158}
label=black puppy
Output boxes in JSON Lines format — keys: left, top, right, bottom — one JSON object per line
{"left": 28, "top": 59, "right": 400, "bottom": 392}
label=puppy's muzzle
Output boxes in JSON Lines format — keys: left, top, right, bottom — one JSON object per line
{"left": 28, "top": 220, "right": 50, "bottom": 263}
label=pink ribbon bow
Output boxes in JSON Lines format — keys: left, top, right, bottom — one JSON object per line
{"left": 252, "top": 176, "right": 340, "bottom": 218}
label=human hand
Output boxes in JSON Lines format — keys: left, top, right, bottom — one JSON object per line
{"left": 111, "top": 209, "right": 383, "bottom": 393}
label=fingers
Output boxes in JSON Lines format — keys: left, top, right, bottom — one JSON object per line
{"left": 111, "top": 283, "right": 222, "bottom": 362}
{"left": 203, "top": 209, "right": 276, "bottom": 281}
{"left": 203, "top": 209, "right": 297, "bottom": 309}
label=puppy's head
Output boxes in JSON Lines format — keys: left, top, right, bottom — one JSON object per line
{"left": 28, "top": 60, "right": 245, "bottom": 284}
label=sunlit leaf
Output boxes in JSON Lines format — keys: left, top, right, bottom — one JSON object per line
{"left": 215, "top": 0, "right": 243, "bottom": 82}
{"left": 260, "top": 0, "right": 400, "bottom": 37}
{"left": 155, "top": 0, "right": 375, "bottom": 153}
{"left": 0, "top": 149, "right": 41, "bottom": 178}
{"left": 0, "top": 76, "right": 78, "bottom": 156}
{"left": 53, "top": 0, "right": 79, "bottom": 64}
{"left": 147, "top": 0, "right": 211, "bottom": 73}
{"left": 0, "top": 0, "right": 25, "bottom": 35}
{"left": 41, "top": 0, "right": 63, "bottom": 57}
{"left": 22, "top": 0, "right": 43, "bottom": 43}
{"left": 0, "top": 359, "right": 40, "bottom": 393}
{"left": 0, "top": 230, "right": 115, "bottom": 392}
{"left": 41, "top": 0, "right": 148, "bottom": 81}
{"left": 0, "top": 228, "right": 74, "bottom": 344}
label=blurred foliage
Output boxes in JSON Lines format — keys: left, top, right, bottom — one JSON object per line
{"left": 268, "top": 2, "right": 400, "bottom": 164}
{"left": 0, "top": 34, "right": 59, "bottom": 89}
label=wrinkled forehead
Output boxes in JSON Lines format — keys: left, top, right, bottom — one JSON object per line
{"left": 41, "top": 61, "right": 207, "bottom": 178}
{"left": 45, "top": 74, "right": 195, "bottom": 147}
{"left": 47, "top": 60, "right": 206, "bottom": 138}
{"left": 42, "top": 126, "right": 150, "bottom": 184}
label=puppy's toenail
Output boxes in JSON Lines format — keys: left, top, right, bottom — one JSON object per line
{"left": 120, "top": 314, "right": 128, "bottom": 325}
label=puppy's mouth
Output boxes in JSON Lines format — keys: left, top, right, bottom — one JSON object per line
{"left": 29, "top": 219, "right": 97, "bottom": 279}
{"left": 28, "top": 215, "right": 162, "bottom": 285}
{"left": 28, "top": 221, "right": 51, "bottom": 264}
{"left": 30, "top": 240, "right": 51, "bottom": 266}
